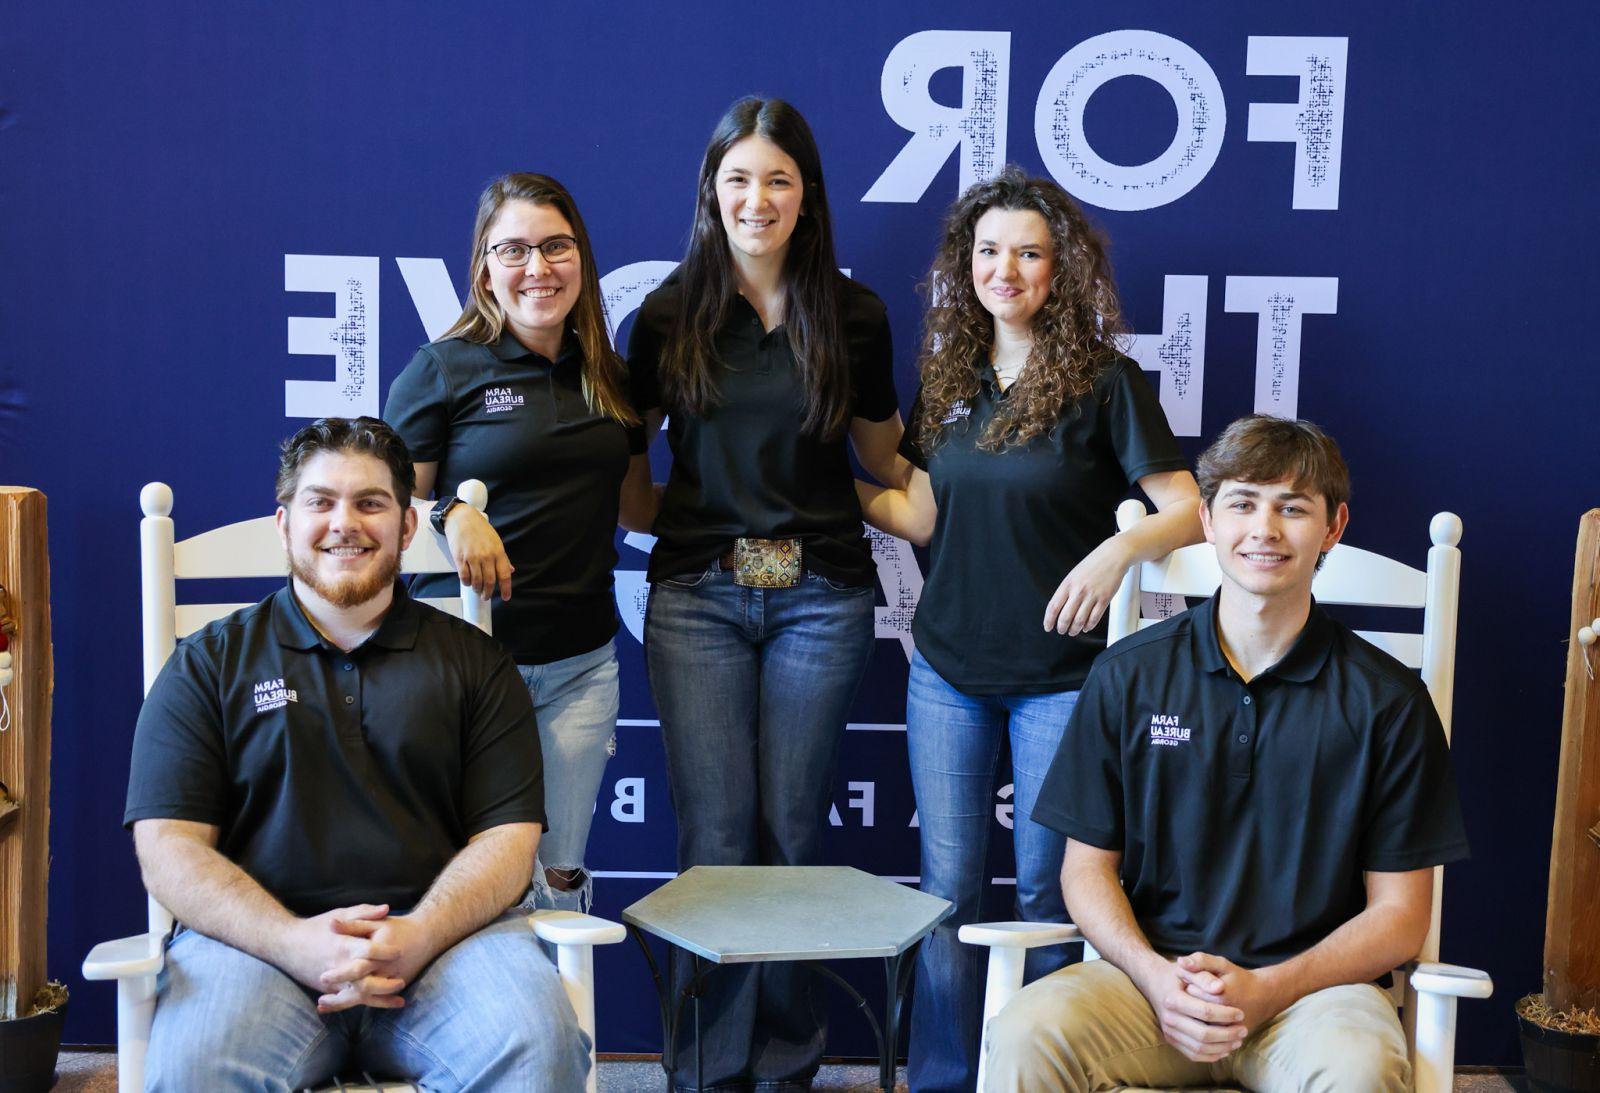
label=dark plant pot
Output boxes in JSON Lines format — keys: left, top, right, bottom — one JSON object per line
{"left": 0, "top": 999, "right": 66, "bottom": 1093}
{"left": 1522, "top": 1013, "right": 1600, "bottom": 1093}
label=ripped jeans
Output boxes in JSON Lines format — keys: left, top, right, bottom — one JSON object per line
{"left": 518, "top": 638, "right": 620, "bottom": 914}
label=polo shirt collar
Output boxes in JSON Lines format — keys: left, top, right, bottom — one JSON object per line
{"left": 1189, "top": 593, "right": 1230, "bottom": 675}
{"left": 367, "top": 583, "right": 421, "bottom": 650}
{"left": 487, "top": 329, "right": 579, "bottom": 370}
{"left": 272, "top": 580, "right": 420, "bottom": 652}
{"left": 1267, "top": 599, "right": 1335, "bottom": 682}
{"left": 272, "top": 583, "right": 323, "bottom": 650}
{"left": 1188, "top": 591, "right": 1335, "bottom": 683}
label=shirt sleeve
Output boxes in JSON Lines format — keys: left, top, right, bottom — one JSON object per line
{"left": 459, "top": 648, "right": 547, "bottom": 836}
{"left": 624, "top": 298, "right": 666, "bottom": 415}
{"left": 1360, "top": 687, "right": 1470, "bottom": 871}
{"left": 383, "top": 346, "right": 453, "bottom": 464}
{"left": 624, "top": 422, "right": 648, "bottom": 456}
{"left": 897, "top": 387, "right": 927, "bottom": 470}
{"left": 1105, "top": 358, "right": 1188, "bottom": 485}
{"left": 1031, "top": 659, "right": 1125, "bottom": 849}
{"left": 850, "top": 303, "right": 899, "bottom": 423}
{"left": 123, "top": 642, "right": 230, "bottom": 828}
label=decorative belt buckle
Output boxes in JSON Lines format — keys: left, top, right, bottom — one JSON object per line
{"left": 733, "top": 538, "right": 802, "bottom": 588}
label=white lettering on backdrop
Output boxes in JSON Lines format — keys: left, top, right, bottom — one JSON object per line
{"left": 1246, "top": 36, "right": 1349, "bottom": 210}
{"left": 1127, "top": 274, "right": 1209, "bottom": 438}
{"left": 861, "top": 30, "right": 1012, "bottom": 202}
{"left": 1223, "top": 276, "right": 1339, "bottom": 420}
{"left": 865, "top": 28, "right": 1347, "bottom": 213}
{"left": 1034, "top": 30, "right": 1227, "bottom": 212}
{"left": 284, "top": 254, "right": 381, "bottom": 418}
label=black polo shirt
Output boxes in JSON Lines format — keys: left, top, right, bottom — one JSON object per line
{"left": 900, "top": 355, "right": 1186, "bottom": 695}
{"left": 124, "top": 583, "right": 545, "bottom": 918}
{"left": 384, "top": 332, "right": 645, "bottom": 665}
{"left": 1034, "top": 593, "right": 1469, "bottom": 969}
{"left": 626, "top": 268, "right": 899, "bottom": 586}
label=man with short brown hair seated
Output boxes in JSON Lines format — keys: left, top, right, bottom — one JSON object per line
{"left": 984, "top": 416, "right": 1468, "bottom": 1092}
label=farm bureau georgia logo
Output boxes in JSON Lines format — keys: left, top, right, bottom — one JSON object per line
{"left": 253, "top": 677, "right": 298, "bottom": 714}
{"left": 484, "top": 386, "right": 524, "bottom": 415}
{"left": 1148, "top": 712, "right": 1191, "bottom": 747}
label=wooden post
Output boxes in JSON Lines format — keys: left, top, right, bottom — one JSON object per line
{"left": 1545, "top": 508, "right": 1600, "bottom": 1012}
{"left": 0, "top": 487, "right": 52, "bottom": 1020}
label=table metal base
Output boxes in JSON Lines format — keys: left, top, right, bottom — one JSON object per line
{"left": 628, "top": 924, "right": 920, "bottom": 1092}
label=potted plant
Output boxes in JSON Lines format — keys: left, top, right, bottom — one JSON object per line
{"left": 0, "top": 975, "right": 69, "bottom": 1093}
{"left": 1517, "top": 509, "right": 1600, "bottom": 1092}
{"left": 0, "top": 492, "right": 66, "bottom": 1093}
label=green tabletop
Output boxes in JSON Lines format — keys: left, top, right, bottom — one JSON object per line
{"left": 622, "top": 866, "right": 953, "bottom": 964}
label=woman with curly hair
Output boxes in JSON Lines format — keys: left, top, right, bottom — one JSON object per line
{"left": 858, "top": 166, "right": 1202, "bottom": 1092}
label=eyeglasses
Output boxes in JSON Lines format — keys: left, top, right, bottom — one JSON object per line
{"left": 487, "top": 236, "right": 579, "bottom": 267}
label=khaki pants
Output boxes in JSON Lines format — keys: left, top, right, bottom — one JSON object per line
{"left": 983, "top": 958, "right": 1410, "bottom": 1092}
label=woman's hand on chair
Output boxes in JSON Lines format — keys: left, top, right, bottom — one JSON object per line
{"left": 445, "top": 505, "right": 514, "bottom": 601}
{"left": 1044, "top": 538, "right": 1130, "bottom": 635}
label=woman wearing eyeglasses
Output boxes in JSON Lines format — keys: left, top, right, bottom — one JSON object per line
{"left": 626, "top": 96, "right": 908, "bottom": 1091}
{"left": 384, "top": 173, "right": 654, "bottom": 915}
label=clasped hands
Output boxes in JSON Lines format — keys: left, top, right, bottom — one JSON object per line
{"left": 282, "top": 904, "right": 440, "bottom": 1014}
{"left": 1139, "top": 953, "right": 1286, "bottom": 1064}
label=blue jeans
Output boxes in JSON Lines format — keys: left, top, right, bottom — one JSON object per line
{"left": 519, "top": 639, "right": 620, "bottom": 914}
{"left": 144, "top": 909, "right": 590, "bottom": 1092}
{"left": 903, "top": 650, "right": 1079, "bottom": 1093}
{"left": 645, "top": 566, "right": 876, "bottom": 1091}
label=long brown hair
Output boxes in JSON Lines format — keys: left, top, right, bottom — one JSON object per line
{"left": 916, "top": 166, "right": 1126, "bottom": 453}
{"left": 441, "top": 173, "right": 637, "bottom": 425}
{"left": 660, "top": 97, "right": 851, "bottom": 437}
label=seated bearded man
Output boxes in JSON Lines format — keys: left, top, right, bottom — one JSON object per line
{"left": 124, "top": 417, "right": 589, "bottom": 1092}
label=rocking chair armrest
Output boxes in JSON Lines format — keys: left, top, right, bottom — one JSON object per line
{"left": 528, "top": 909, "right": 627, "bottom": 948}
{"left": 1408, "top": 960, "right": 1494, "bottom": 999}
{"left": 82, "top": 932, "right": 166, "bottom": 980}
{"left": 959, "top": 921, "right": 1082, "bottom": 950}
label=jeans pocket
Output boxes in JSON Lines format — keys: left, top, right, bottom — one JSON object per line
{"left": 808, "top": 571, "right": 872, "bottom": 595}
{"left": 654, "top": 568, "right": 716, "bottom": 591}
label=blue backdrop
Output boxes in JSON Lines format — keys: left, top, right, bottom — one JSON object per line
{"left": 8, "top": 1, "right": 1596, "bottom": 1067}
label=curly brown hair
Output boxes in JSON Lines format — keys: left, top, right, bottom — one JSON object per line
{"left": 916, "top": 166, "right": 1127, "bottom": 453}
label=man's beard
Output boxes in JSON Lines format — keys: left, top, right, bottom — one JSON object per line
{"left": 288, "top": 542, "right": 402, "bottom": 609}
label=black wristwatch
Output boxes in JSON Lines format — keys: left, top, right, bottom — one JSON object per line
{"left": 429, "top": 495, "right": 464, "bottom": 534}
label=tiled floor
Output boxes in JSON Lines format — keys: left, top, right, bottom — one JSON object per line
{"left": 52, "top": 1052, "right": 1524, "bottom": 1091}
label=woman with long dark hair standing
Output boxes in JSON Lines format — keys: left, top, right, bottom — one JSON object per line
{"left": 858, "top": 167, "right": 1202, "bottom": 1092}
{"left": 385, "top": 173, "right": 653, "bottom": 917}
{"left": 627, "top": 97, "right": 906, "bottom": 1090}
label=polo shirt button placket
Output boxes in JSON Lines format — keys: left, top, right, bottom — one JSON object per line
{"left": 337, "top": 658, "right": 361, "bottom": 735}
{"left": 1230, "top": 687, "right": 1258, "bottom": 778}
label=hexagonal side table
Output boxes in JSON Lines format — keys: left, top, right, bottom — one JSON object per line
{"left": 622, "top": 866, "right": 952, "bottom": 1091}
